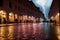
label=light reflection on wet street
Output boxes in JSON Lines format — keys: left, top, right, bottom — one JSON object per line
{"left": 0, "top": 23, "right": 60, "bottom": 40}
{"left": 56, "top": 25, "right": 60, "bottom": 40}
{"left": 48, "top": 23, "right": 60, "bottom": 40}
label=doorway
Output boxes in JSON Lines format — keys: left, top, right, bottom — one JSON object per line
{"left": 0, "top": 10, "right": 7, "bottom": 23}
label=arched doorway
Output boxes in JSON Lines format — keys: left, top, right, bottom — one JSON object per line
{"left": 55, "top": 13, "right": 59, "bottom": 23}
{"left": 0, "top": 10, "right": 7, "bottom": 23}
{"left": 9, "top": 12, "right": 14, "bottom": 23}
{"left": 15, "top": 14, "right": 18, "bottom": 23}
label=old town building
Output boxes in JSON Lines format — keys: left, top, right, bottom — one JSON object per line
{"left": 0, "top": 0, "right": 44, "bottom": 23}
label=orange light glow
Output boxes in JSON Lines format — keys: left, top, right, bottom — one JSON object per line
{"left": 15, "top": 14, "right": 18, "bottom": 19}
{"left": 9, "top": 12, "right": 14, "bottom": 22}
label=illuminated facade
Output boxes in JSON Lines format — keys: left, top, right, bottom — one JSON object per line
{"left": 0, "top": 10, "right": 7, "bottom": 23}
{"left": 0, "top": 0, "right": 44, "bottom": 23}
{"left": 0, "top": 0, "right": 19, "bottom": 23}
{"left": 50, "top": 0, "right": 59, "bottom": 23}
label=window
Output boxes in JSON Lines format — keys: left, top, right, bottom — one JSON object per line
{"left": 18, "top": 0, "right": 23, "bottom": 3}
{"left": 18, "top": 0, "right": 20, "bottom": 3}
{"left": 9, "top": 1, "right": 12, "bottom": 8}
{"left": 0, "top": 0, "right": 3, "bottom": 7}
{"left": 15, "top": 5, "right": 17, "bottom": 10}
{"left": 15, "top": 0, "right": 17, "bottom": 2}
{"left": 18, "top": 7, "right": 20, "bottom": 11}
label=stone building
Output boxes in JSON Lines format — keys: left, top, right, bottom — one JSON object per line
{"left": 49, "top": 0, "right": 59, "bottom": 23}
{"left": 0, "top": 0, "right": 44, "bottom": 23}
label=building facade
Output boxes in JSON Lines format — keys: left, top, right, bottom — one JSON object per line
{"left": 0, "top": 0, "right": 44, "bottom": 23}
{"left": 49, "top": 0, "right": 59, "bottom": 23}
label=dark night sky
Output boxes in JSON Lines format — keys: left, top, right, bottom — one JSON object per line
{"left": 19, "top": 0, "right": 45, "bottom": 18}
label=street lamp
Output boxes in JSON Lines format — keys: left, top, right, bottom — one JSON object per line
{"left": 9, "top": 13, "right": 12, "bottom": 16}
{"left": 51, "top": 16, "right": 54, "bottom": 19}
{"left": 57, "top": 13, "right": 59, "bottom": 16}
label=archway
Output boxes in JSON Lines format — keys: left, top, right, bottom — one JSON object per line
{"left": 9, "top": 12, "right": 14, "bottom": 22}
{"left": 15, "top": 14, "right": 18, "bottom": 23}
{"left": 0, "top": 10, "right": 7, "bottom": 23}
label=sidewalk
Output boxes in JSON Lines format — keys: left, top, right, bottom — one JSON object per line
{"left": 0, "top": 23, "right": 16, "bottom": 27}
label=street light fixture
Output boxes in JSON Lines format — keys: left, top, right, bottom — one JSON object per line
{"left": 9, "top": 13, "right": 12, "bottom": 16}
